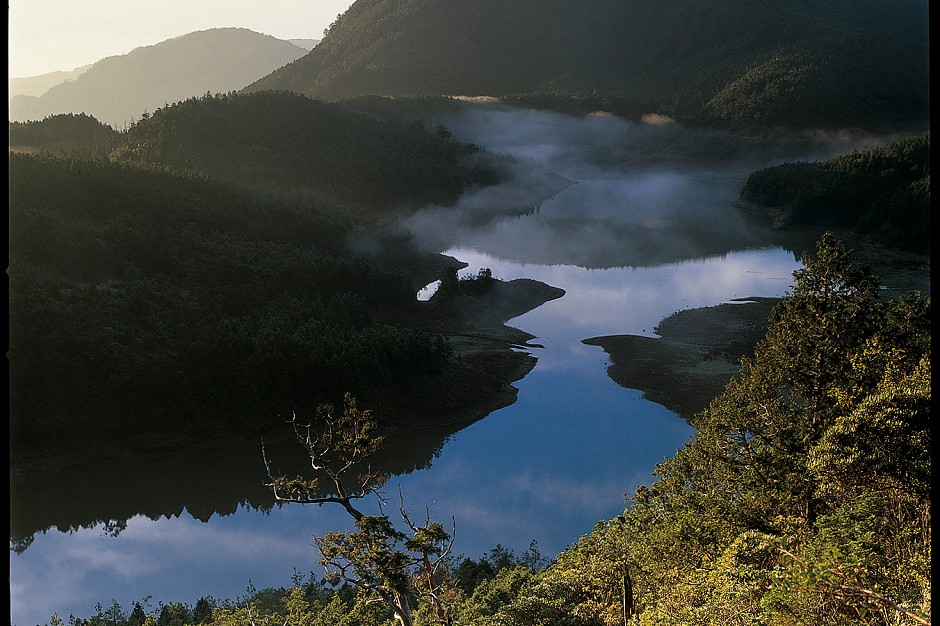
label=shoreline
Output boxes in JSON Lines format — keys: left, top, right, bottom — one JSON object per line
{"left": 584, "top": 298, "right": 778, "bottom": 421}
{"left": 583, "top": 238, "right": 929, "bottom": 422}
{"left": 10, "top": 276, "right": 566, "bottom": 487}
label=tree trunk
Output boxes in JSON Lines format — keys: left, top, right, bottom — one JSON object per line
{"left": 387, "top": 589, "right": 413, "bottom": 626}
{"left": 622, "top": 567, "right": 635, "bottom": 625}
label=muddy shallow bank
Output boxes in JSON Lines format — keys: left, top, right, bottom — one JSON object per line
{"left": 584, "top": 240, "right": 930, "bottom": 422}
{"left": 584, "top": 298, "right": 777, "bottom": 420}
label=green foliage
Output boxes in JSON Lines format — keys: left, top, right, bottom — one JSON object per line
{"left": 455, "top": 565, "right": 537, "bottom": 625}
{"left": 739, "top": 134, "right": 930, "bottom": 252}
{"left": 55, "top": 584, "right": 400, "bottom": 626}
{"left": 515, "top": 519, "right": 638, "bottom": 625}
{"left": 317, "top": 515, "right": 411, "bottom": 590}
{"left": 482, "top": 233, "right": 930, "bottom": 625}
{"left": 452, "top": 543, "right": 549, "bottom": 596}
{"left": 66, "top": 597, "right": 217, "bottom": 626}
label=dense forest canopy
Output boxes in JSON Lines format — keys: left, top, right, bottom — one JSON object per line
{"left": 8, "top": 112, "right": 119, "bottom": 156}
{"left": 9, "top": 153, "right": 441, "bottom": 443}
{"left": 246, "top": 0, "right": 928, "bottom": 132}
{"left": 112, "top": 91, "right": 501, "bottom": 210}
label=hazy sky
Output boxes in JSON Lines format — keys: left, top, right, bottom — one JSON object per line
{"left": 8, "top": 0, "right": 357, "bottom": 78}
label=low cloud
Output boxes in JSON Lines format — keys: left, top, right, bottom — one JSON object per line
{"left": 404, "top": 101, "right": 876, "bottom": 269}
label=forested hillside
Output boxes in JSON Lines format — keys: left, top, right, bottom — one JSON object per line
{"left": 57, "top": 235, "right": 932, "bottom": 625}
{"left": 8, "top": 112, "right": 118, "bottom": 156}
{"left": 9, "top": 154, "right": 439, "bottom": 450}
{"left": 8, "top": 28, "right": 309, "bottom": 128}
{"left": 515, "top": 235, "right": 931, "bottom": 624}
{"left": 739, "top": 133, "right": 930, "bottom": 253}
{"left": 8, "top": 94, "right": 516, "bottom": 480}
{"left": 245, "top": 0, "right": 928, "bottom": 132}
{"left": 110, "top": 90, "right": 500, "bottom": 210}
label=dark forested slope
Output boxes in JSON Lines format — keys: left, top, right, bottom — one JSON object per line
{"left": 9, "top": 154, "right": 441, "bottom": 447}
{"left": 7, "top": 94, "right": 519, "bottom": 480}
{"left": 738, "top": 133, "right": 930, "bottom": 253}
{"left": 8, "top": 112, "right": 119, "bottom": 156}
{"left": 8, "top": 28, "right": 309, "bottom": 128}
{"left": 506, "top": 235, "right": 932, "bottom": 625}
{"left": 109, "top": 90, "right": 499, "bottom": 210}
{"left": 245, "top": 0, "right": 928, "bottom": 132}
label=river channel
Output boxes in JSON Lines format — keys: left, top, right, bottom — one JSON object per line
{"left": 11, "top": 103, "right": 898, "bottom": 625}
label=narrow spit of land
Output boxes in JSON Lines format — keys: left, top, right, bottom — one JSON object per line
{"left": 584, "top": 239, "right": 929, "bottom": 421}
{"left": 584, "top": 298, "right": 776, "bottom": 420}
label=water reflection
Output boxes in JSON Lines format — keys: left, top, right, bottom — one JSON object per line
{"left": 11, "top": 245, "right": 807, "bottom": 551}
{"left": 12, "top": 244, "right": 804, "bottom": 624}
{"left": 446, "top": 246, "right": 807, "bottom": 342}
{"left": 10, "top": 344, "right": 695, "bottom": 626}
{"left": 10, "top": 421, "right": 470, "bottom": 553}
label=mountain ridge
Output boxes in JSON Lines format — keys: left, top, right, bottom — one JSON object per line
{"left": 8, "top": 65, "right": 93, "bottom": 98}
{"left": 244, "top": 0, "right": 928, "bottom": 132}
{"left": 9, "top": 27, "right": 310, "bottom": 128}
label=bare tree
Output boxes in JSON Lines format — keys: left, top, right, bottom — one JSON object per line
{"left": 263, "top": 393, "right": 456, "bottom": 626}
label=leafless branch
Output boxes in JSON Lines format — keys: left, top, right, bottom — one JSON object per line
{"left": 779, "top": 547, "right": 931, "bottom": 626}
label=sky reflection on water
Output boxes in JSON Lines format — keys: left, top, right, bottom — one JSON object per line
{"left": 448, "top": 245, "right": 802, "bottom": 340}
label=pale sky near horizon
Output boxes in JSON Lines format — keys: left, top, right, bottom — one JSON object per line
{"left": 8, "top": 0, "right": 357, "bottom": 78}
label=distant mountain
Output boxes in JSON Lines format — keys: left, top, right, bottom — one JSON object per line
{"left": 9, "top": 28, "right": 310, "bottom": 128}
{"left": 288, "top": 38, "right": 321, "bottom": 50}
{"left": 8, "top": 65, "right": 93, "bottom": 98}
{"left": 245, "top": 0, "right": 929, "bottom": 132}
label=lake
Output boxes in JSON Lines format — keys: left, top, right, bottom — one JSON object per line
{"left": 10, "top": 103, "right": 875, "bottom": 625}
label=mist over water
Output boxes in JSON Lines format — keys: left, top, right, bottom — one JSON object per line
{"left": 406, "top": 102, "right": 889, "bottom": 268}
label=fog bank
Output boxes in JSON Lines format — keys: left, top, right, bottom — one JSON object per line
{"left": 404, "top": 102, "right": 899, "bottom": 268}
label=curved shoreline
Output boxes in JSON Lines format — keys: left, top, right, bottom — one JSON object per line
{"left": 584, "top": 298, "right": 778, "bottom": 421}
{"left": 583, "top": 239, "right": 930, "bottom": 422}
{"left": 732, "top": 199, "right": 792, "bottom": 229}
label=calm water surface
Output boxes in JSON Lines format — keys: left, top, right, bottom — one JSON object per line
{"left": 12, "top": 103, "right": 849, "bottom": 625}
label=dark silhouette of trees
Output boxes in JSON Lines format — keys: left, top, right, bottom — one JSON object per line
{"left": 740, "top": 133, "right": 930, "bottom": 252}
